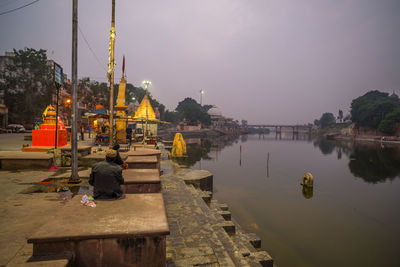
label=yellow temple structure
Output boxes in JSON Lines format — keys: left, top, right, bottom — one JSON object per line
{"left": 133, "top": 94, "right": 158, "bottom": 140}
{"left": 114, "top": 57, "right": 128, "bottom": 143}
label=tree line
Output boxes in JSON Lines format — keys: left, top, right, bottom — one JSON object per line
{"left": 314, "top": 90, "right": 400, "bottom": 135}
{"left": 0, "top": 48, "right": 215, "bottom": 126}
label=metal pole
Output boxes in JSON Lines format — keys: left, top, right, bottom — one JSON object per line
{"left": 69, "top": 0, "right": 80, "bottom": 183}
{"left": 145, "top": 84, "right": 148, "bottom": 143}
{"left": 108, "top": 0, "right": 115, "bottom": 147}
{"left": 55, "top": 84, "right": 60, "bottom": 149}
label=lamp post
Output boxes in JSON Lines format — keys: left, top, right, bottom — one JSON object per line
{"left": 142, "top": 80, "right": 151, "bottom": 143}
{"left": 200, "top": 89, "right": 204, "bottom": 106}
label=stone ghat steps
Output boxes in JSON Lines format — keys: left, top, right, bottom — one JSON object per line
{"left": 161, "top": 166, "right": 273, "bottom": 267}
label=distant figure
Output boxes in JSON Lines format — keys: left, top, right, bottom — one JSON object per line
{"left": 88, "top": 125, "right": 91, "bottom": 138}
{"left": 80, "top": 125, "right": 84, "bottom": 141}
{"left": 126, "top": 127, "right": 132, "bottom": 145}
{"left": 89, "top": 149, "right": 125, "bottom": 200}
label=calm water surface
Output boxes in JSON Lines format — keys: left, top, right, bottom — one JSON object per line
{"left": 175, "top": 133, "right": 400, "bottom": 267}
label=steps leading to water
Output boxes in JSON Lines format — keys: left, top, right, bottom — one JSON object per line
{"left": 162, "top": 166, "right": 274, "bottom": 266}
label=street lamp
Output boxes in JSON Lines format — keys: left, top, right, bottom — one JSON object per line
{"left": 200, "top": 89, "right": 204, "bottom": 106}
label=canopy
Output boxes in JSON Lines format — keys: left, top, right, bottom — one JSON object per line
{"left": 134, "top": 95, "right": 156, "bottom": 120}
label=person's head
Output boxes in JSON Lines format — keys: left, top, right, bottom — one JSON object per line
{"left": 112, "top": 144, "right": 120, "bottom": 150}
{"left": 105, "top": 149, "right": 117, "bottom": 162}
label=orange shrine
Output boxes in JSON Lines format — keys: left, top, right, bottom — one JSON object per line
{"left": 32, "top": 105, "right": 68, "bottom": 147}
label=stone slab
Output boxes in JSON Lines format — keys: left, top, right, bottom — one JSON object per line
{"left": 126, "top": 155, "right": 158, "bottom": 170}
{"left": 28, "top": 194, "right": 169, "bottom": 267}
{"left": 60, "top": 145, "right": 92, "bottom": 156}
{"left": 122, "top": 169, "right": 161, "bottom": 194}
{"left": 80, "top": 152, "right": 128, "bottom": 167}
{"left": 123, "top": 169, "right": 160, "bottom": 184}
{"left": 182, "top": 169, "right": 213, "bottom": 192}
{"left": 127, "top": 148, "right": 161, "bottom": 157}
{"left": 126, "top": 155, "right": 157, "bottom": 163}
{"left": 0, "top": 152, "right": 53, "bottom": 169}
{"left": 28, "top": 193, "right": 169, "bottom": 243}
{"left": 0, "top": 151, "right": 53, "bottom": 159}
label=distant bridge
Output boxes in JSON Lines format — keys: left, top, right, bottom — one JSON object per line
{"left": 247, "top": 124, "right": 312, "bottom": 134}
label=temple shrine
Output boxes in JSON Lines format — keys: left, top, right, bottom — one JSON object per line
{"left": 134, "top": 94, "right": 158, "bottom": 140}
{"left": 31, "top": 105, "right": 67, "bottom": 148}
{"left": 115, "top": 56, "right": 128, "bottom": 144}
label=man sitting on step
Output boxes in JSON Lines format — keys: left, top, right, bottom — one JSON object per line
{"left": 89, "top": 149, "right": 125, "bottom": 200}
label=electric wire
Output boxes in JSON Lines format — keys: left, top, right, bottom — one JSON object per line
{"left": 0, "top": 0, "right": 40, "bottom": 16}
{"left": 78, "top": 26, "right": 107, "bottom": 72}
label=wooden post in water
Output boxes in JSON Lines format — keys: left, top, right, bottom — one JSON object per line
{"left": 239, "top": 145, "right": 242, "bottom": 166}
{"left": 266, "top": 152, "right": 270, "bottom": 177}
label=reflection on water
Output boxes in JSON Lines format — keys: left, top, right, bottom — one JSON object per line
{"left": 312, "top": 139, "right": 400, "bottom": 183}
{"left": 349, "top": 144, "right": 400, "bottom": 183}
{"left": 178, "top": 133, "right": 400, "bottom": 267}
{"left": 302, "top": 185, "right": 313, "bottom": 199}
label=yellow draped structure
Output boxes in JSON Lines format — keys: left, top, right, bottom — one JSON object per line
{"left": 134, "top": 95, "right": 156, "bottom": 120}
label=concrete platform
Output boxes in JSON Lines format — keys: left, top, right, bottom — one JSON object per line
{"left": 80, "top": 152, "right": 128, "bottom": 167}
{"left": 28, "top": 193, "right": 169, "bottom": 267}
{"left": 127, "top": 148, "right": 161, "bottom": 157}
{"left": 60, "top": 145, "right": 92, "bottom": 156}
{"left": 182, "top": 169, "right": 213, "bottom": 192}
{"left": 128, "top": 148, "right": 161, "bottom": 171}
{"left": 132, "top": 143, "right": 157, "bottom": 150}
{"left": 0, "top": 152, "right": 53, "bottom": 170}
{"left": 21, "top": 146, "right": 56, "bottom": 152}
{"left": 122, "top": 169, "right": 161, "bottom": 193}
{"left": 126, "top": 155, "right": 158, "bottom": 170}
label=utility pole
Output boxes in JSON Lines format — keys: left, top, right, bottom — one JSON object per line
{"left": 142, "top": 80, "right": 151, "bottom": 143}
{"left": 69, "top": 0, "right": 80, "bottom": 183}
{"left": 108, "top": 0, "right": 116, "bottom": 147}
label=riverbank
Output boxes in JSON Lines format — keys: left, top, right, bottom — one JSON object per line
{"left": 162, "top": 160, "right": 274, "bottom": 266}
{"left": 317, "top": 123, "right": 400, "bottom": 145}
{"left": 159, "top": 128, "right": 240, "bottom": 140}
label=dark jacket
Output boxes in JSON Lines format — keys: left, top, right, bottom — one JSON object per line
{"left": 112, "top": 144, "right": 124, "bottom": 166}
{"left": 89, "top": 159, "right": 124, "bottom": 199}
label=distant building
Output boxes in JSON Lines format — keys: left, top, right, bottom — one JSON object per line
{"left": 207, "top": 106, "right": 240, "bottom": 132}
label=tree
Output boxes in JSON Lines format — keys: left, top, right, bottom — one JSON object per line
{"left": 314, "top": 119, "right": 320, "bottom": 126}
{"left": 350, "top": 90, "right": 400, "bottom": 129}
{"left": 338, "top": 109, "right": 343, "bottom": 122}
{"left": 378, "top": 108, "right": 400, "bottom": 135}
{"left": 0, "top": 48, "right": 53, "bottom": 125}
{"left": 163, "top": 110, "right": 180, "bottom": 123}
{"left": 319, "top": 113, "right": 335, "bottom": 128}
{"left": 175, "top": 97, "right": 211, "bottom": 125}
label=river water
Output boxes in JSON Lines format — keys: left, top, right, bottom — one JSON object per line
{"left": 173, "top": 133, "right": 400, "bottom": 267}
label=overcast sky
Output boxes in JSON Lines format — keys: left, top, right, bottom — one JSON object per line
{"left": 1, "top": 0, "right": 399, "bottom": 124}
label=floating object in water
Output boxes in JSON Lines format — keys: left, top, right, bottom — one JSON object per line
{"left": 301, "top": 172, "right": 313, "bottom": 187}
{"left": 171, "top": 133, "right": 187, "bottom": 157}
{"left": 49, "top": 166, "right": 58, "bottom": 171}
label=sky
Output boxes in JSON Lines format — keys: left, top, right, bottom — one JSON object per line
{"left": 1, "top": 0, "right": 399, "bottom": 124}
